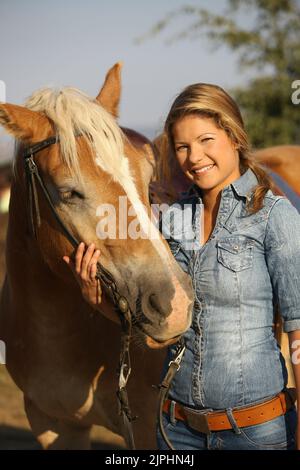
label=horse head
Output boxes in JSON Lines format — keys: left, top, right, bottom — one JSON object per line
{"left": 0, "top": 64, "right": 194, "bottom": 349}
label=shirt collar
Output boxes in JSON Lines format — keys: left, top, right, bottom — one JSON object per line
{"left": 231, "top": 168, "right": 258, "bottom": 198}
{"left": 186, "top": 168, "right": 258, "bottom": 201}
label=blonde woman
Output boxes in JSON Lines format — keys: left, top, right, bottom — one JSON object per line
{"left": 64, "top": 83, "right": 300, "bottom": 450}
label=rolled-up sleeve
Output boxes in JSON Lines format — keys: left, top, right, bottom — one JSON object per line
{"left": 264, "top": 197, "right": 300, "bottom": 333}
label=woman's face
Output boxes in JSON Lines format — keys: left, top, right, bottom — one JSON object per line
{"left": 172, "top": 114, "right": 241, "bottom": 193}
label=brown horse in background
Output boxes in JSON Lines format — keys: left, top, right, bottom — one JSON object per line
{"left": 0, "top": 64, "right": 194, "bottom": 449}
{"left": 254, "top": 145, "right": 300, "bottom": 197}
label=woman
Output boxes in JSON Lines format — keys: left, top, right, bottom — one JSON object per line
{"left": 63, "top": 83, "right": 300, "bottom": 450}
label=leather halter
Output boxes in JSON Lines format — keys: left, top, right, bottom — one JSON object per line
{"left": 23, "top": 134, "right": 136, "bottom": 449}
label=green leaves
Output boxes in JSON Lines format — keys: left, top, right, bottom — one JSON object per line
{"left": 139, "top": 0, "right": 300, "bottom": 146}
{"left": 234, "top": 76, "right": 300, "bottom": 146}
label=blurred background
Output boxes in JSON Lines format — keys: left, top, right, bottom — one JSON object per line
{"left": 0, "top": 0, "right": 299, "bottom": 449}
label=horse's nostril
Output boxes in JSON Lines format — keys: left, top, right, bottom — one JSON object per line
{"left": 149, "top": 293, "right": 159, "bottom": 311}
{"left": 134, "top": 292, "right": 151, "bottom": 325}
{"left": 148, "top": 293, "right": 168, "bottom": 317}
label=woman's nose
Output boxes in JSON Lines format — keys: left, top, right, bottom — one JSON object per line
{"left": 188, "top": 144, "right": 204, "bottom": 164}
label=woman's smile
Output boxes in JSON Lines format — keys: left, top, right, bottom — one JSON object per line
{"left": 190, "top": 163, "right": 216, "bottom": 176}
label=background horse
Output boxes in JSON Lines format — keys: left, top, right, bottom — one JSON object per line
{"left": 0, "top": 64, "right": 194, "bottom": 449}
{"left": 254, "top": 146, "right": 300, "bottom": 197}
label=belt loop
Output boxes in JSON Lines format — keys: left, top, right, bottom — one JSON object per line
{"left": 226, "top": 408, "right": 241, "bottom": 435}
{"left": 279, "top": 392, "right": 287, "bottom": 414}
{"left": 169, "top": 400, "right": 177, "bottom": 425}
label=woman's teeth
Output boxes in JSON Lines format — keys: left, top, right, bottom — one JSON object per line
{"left": 193, "top": 164, "right": 215, "bottom": 175}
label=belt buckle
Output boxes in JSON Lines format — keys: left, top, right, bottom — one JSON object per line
{"left": 184, "top": 408, "right": 211, "bottom": 435}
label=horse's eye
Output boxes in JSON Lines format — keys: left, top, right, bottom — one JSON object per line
{"left": 60, "top": 190, "right": 84, "bottom": 201}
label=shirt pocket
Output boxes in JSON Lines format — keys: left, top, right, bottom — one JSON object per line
{"left": 217, "top": 235, "right": 254, "bottom": 272}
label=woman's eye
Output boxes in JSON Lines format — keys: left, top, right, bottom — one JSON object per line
{"left": 175, "top": 146, "right": 188, "bottom": 152}
{"left": 201, "top": 137, "right": 213, "bottom": 143}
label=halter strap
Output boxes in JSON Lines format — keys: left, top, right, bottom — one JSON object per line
{"left": 23, "top": 135, "right": 60, "bottom": 159}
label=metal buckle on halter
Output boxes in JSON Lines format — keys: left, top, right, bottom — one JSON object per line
{"left": 168, "top": 338, "right": 186, "bottom": 371}
{"left": 119, "top": 357, "right": 131, "bottom": 389}
{"left": 26, "top": 155, "right": 38, "bottom": 174}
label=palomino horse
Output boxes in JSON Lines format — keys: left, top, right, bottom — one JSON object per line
{"left": 152, "top": 133, "right": 300, "bottom": 388}
{"left": 0, "top": 64, "right": 194, "bottom": 449}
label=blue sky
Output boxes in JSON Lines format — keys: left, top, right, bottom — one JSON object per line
{"left": 0, "top": 0, "right": 252, "bottom": 138}
{"left": 1, "top": 1, "right": 299, "bottom": 207}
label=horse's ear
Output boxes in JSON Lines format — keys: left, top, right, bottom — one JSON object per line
{"left": 96, "top": 62, "right": 122, "bottom": 118}
{"left": 0, "top": 103, "right": 52, "bottom": 143}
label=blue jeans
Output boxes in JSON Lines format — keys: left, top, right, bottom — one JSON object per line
{"left": 157, "top": 406, "right": 297, "bottom": 450}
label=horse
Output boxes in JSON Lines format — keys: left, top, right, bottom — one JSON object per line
{"left": 0, "top": 63, "right": 194, "bottom": 449}
{"left": 254, "top": 145, "right": 300, "bottom": 197}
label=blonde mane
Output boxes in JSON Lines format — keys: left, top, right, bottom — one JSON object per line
{"left": 25, "top": 87, "right": 127, "bottom": 183}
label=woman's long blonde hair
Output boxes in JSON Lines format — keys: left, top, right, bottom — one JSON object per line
{"left": 159, "top": 83, "right": 276, "bottom": 214}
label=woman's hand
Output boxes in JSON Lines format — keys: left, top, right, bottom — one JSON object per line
{"left": 63, "top": 242, "right": 102, "bottom": 308}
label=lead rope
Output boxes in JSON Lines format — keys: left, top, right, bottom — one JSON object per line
{"left": 157, "top": 338, "right": 186, "bottom": 450}
{"left": 96, "top": 264, "right": 137, "bottom": 450}
{"left": 116, "top": 310, "right": 137, "bottom": 450}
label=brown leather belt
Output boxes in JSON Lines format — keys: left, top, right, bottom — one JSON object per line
{"left": 163, "top": 389, "right": 297, "bottom": 434}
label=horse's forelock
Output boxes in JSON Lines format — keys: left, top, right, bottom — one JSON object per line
{"left": 24, "top": 87, "right": 125, "bottom": 184}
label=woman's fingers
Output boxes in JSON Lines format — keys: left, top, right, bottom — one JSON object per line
{"left": 90, "top": 249, "right": 101, "bottom": 267}
{"left": 90, "top": 261, "right": 97, "bottom": 280}
{"left": 96, "top": 278, "right": 102, "bottom": 304}
{"left": 81, "top": 243, "right": 95, "bottom": 279}
{"left": 74, "top": 243, "right": 101, "bottom": 279}
{"left": 65, "top": 243, "right": 101, "bottom": 283}
{"left": 75, "top": 242, "right": 85, "bottom": 274}
{"left": 63, "top": 243, "right": 103, "bottom": 307}
{"left": 88, "top": 250, "right": 100, "bottom": 280}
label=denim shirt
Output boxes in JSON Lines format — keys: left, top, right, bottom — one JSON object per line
{"left": 162, "top": 168, "right": 300, "bottom": 410}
